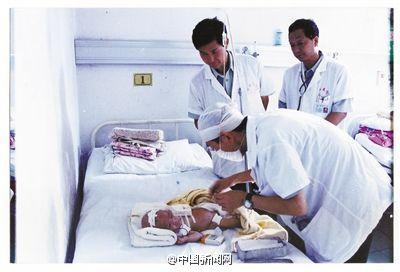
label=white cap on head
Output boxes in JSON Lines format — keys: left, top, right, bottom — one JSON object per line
{"left": 198, "top": 103, "right": 244, "bottom": 142}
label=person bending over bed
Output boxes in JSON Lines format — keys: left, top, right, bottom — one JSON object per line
{"left": 141, "top": 208, "right": 240, "bottom": 244}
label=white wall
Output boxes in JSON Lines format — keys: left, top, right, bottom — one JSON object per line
{"left": 75, "top": 7, "right": 389, "bottom": 52}
{"left": 75, "top": 8, "right": 391, "bottom": 155}
{"left": 12, "top": 9, "right": 80, "bottom": 262}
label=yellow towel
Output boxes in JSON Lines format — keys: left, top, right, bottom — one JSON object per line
{"left": 231, "top": 206, "right": 288, "bottom": 251}
{"left": 167, "top": 188, "right": 212, "bottom": 206}
{"left": 166, "top": 188, "right": 288, "bottom": 251}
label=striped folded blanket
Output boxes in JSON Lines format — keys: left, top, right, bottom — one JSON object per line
{"left": 111, "top": 145, "right": 157, "bottom": 161}
{"left": 113, "top": 149, "right": 157, "bottom": 161}
{"left": 358, "top": 126, "right": 393, "bottom": 148}
{"left": 111, "top": 127, "right": 164, "bottom": 142}
{"left": 111, "top": 139, "right": 165, "bottom": 153}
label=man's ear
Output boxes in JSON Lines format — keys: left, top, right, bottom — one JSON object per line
{"left": 313, "top": 36, "right": 319, "bottom": 47}
{"left": 225, "top": 37, "right": 229, "bottom": 48}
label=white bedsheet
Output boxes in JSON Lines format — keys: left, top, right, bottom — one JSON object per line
{"left": 73, "top": 148, "right": 312, "bottom": 263}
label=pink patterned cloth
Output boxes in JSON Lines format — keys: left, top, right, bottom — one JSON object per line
{"left": 359, "top": 126, "right": 393, "bottom": 148}
{"left": 10, "top": 130, "right": 15, "bottom": 150}
{"left": 109, "top": 127, "right": 166, "bottom": 161}
{"left": 111, "top": 141, "right": 160, "bottom": 152}
{"left": 10, "top": 136, "right": 15, "bottom": 150}
{"left": 111, "top": 137, "right": 165, "bottom": 152}
{"left": 113, "top": 148, "right": 157, "bottom": 161}
{"left": 111, "top": 141, "right": 158, "bottom": 161}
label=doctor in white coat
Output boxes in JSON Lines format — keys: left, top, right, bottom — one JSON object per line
{"left": 199, "top": 104, "right": 392, "bottom": 263}
{"left": 279, "top": 19, "right": 353, "bottom": 125}
{"left": 188, "top": 17, "right": 274, "bottom": 178}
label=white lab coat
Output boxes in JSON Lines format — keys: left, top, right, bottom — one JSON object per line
{"left": 189, "top": 53, "right": 274, "bottom": 118}
{"left": 189, "top": 53, "right": 274, "bottom": 178}
{"left": 246, "top": 109, "right": 392, "bottom": 263}
{"left": 279, "top": 56, "right": 353, "bottom": 118}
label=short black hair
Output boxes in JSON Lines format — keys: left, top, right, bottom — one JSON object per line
{"left": 192, "top": 17, "right": 226, "bottom": 50}
{"left": 289, "top": 19, "right": 319, "bottom": 39}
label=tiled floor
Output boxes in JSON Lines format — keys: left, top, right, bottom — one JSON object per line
{"left": 367, "top": 205, "right": 393, "bottom": 263}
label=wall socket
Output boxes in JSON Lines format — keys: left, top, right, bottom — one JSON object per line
{"left": 134, "top": 73, "right": 152, "bottom": 86}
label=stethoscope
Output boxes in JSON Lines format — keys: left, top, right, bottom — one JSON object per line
{"left": 297, "top": 66, "right": 309, "bottom": 111}
{"left": 221, "top": 20, "right": 251, "bottom": 192}
{"left": 219, "top": 41, "right": 244, "bottom": 117}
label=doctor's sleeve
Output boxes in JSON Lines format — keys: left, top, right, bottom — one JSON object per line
{"left": 278, "top": 101, "right": 287, "bottom": 109}
{"left": 257, "top": 59, "right": 275, "bottom": 96}
{"left": 331, "top": 65, "right": 353, "bottom": 112}
{"left": 255, "top": 143, "right": 310, "bottom": 199}
{"left": 187, "top": 81, "right": 203, "bottom": 119}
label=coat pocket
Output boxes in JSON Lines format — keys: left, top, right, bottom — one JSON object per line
{"left": 300, "top": 206, "right": 351, "bottom": 262}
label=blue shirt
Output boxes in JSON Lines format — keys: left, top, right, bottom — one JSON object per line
{"left": 211, "top": 52, "right": 234, "bottom": 97}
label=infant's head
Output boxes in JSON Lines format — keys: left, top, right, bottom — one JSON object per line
{"left": 141, "top": 209, "right": 182, "bottom": 232}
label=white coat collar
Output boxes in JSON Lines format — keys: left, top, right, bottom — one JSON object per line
{"left": 203, "top": 51, "right": 235, "bottom": 97}
{"left": 203, "top": 66, "right": 227, "bottom": 97}
{"left": 301, "top": 51, "right": 325, "bottom": 73}
{"left": 297, "top": 53, "right": 328, "bottom": 90}
{"left": 315, "top": 54, "right": 328, "bottom": 73}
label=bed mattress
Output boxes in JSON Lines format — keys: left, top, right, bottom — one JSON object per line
{"left": 73, "top": 148, "right": 312, "bottom": 263}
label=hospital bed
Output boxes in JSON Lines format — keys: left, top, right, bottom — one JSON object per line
{"left": 72, "top": 119, "right": 312, "bottom": 263}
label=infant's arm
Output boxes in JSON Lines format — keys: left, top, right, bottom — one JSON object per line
{"left": 176, "top": 231, "right": 203, "bottom": 245}
{"left": 192, "top": 208, "right": 241, "bottom": 230}
{"left": 219, "top": 214, "right": 241, "bottom": 228}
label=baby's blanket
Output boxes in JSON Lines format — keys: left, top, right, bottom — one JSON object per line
{"left": 128, "top": 216, "right": 177, "bottom": 247}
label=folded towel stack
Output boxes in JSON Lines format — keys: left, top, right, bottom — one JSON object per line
{"left": 355, "top": 114, "right": 393, "bottom": 173}
{"left": 358, "top": 126, "right": 393, "bottom": 147}
{"left": 110, "top": 127, "right": 165, "bottom": 161}
{"left": 358, "top": 114, "right": 393, "bottom": 148}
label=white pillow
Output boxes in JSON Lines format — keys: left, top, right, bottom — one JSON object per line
{"left": 355, "top": 133, "right": 393, "bottom": 168}
{"left": 103, "top": 139, "right": 212, "bottom": 174}
{"left": 360, "top": 116, "right": 392, "bottom": 131}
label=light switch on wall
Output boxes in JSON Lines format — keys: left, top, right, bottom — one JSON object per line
{"left": 134, "top": 73, "right": 152, "bottom": 86}
{"left": 376, "top": 70, "right": 386, "bottom": 86}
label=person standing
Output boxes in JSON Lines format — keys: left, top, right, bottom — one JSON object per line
{"left": 188, "top": 17, "right": 274, "bottom": 178}
{"left": 279, "top": 19, "right": 353, "bottom": 125}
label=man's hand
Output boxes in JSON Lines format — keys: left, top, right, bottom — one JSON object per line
{"left": 209, "top": 176, "right": 236, "bottom": 196}
{"left": 210, "top": 170, "right": 253, "bottom": 197}
{"left": 214, "top": 190, "right": 246, "bottom": 212}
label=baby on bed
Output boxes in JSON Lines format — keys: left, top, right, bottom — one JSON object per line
{"left": 141, "top": 207, "right": 240, "bottom": 244}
